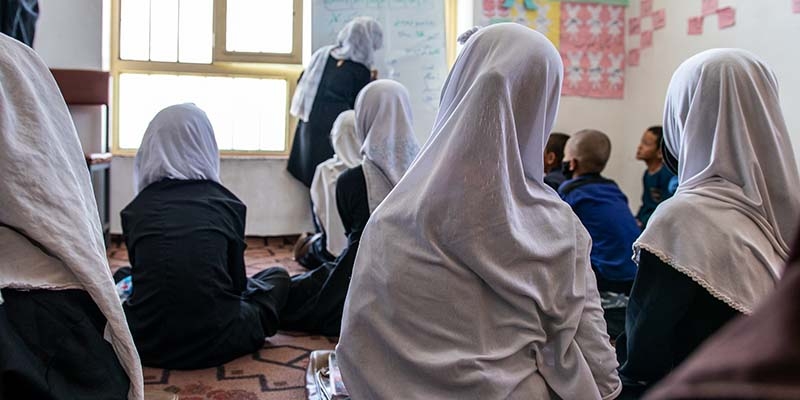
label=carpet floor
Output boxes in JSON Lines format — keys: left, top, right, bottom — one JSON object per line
{"left": 108, "top": 236, "right": 335, "bottom": 400}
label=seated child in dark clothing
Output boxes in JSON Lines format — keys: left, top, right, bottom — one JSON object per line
{"left": 559, "top": 129, "right": 640, "bottom": 338}
{"left": 635, "top": 126, "right": 675, "bottom": 228}
{"left": 544, "top": 132, "right": 569, "bottom": 191}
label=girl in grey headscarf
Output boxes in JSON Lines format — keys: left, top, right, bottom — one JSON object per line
{"left": 118, "top": 104, "right": 291, "bottom": 370}
{"left": 0, "top": 33, "right": 142, "bottom": 399}
{"left": 287, "top": 16, "right": 383, "bottom": 187}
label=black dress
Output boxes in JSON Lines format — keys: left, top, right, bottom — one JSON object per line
{"left": 287, "top": 56, "right": 371, "bottom": 187}
{"left": 281, "top": 166, "right": 370, "bottom": 336}
{"left": 0, "top": 289, "right": 130, "bottom": 400}
{"left": 120, "top": 179, "right": 290, "bottom": 370}
{"left": 615, "top": 249, "right": 740, "bottom": 399}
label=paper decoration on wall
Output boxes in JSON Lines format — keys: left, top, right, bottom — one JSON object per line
{"left": 640, "top": 0, "right": 653, "bottom": 16}
{"left": 688, "top": 16, "right": 704, "bottom": 35}
{"left": 566, "top": 0, "right": 630, "bottom": 5}
{"left": 688, "top": 1, "right": 736, "bottom": 35}
{"left": 560, "top": 2, "right": 625, "bottom": 98}
{"left": 653, "top": 9, "right": 666, "bottom": 29}
{"left": 480, "top": 0, "right": 561, "bottom": 47}
{"left": 627, "top": 48, "right": 640, "bottom": 66}
{"left": 794, "top": 0, "right": 800, "bottom": 14}
{"left": 626, "top": 0, "right": 665, "bottom": 69}
{"left": 629, "top": 16, "right": 641, "bottom": 34}
{"left": 717, "top": 7, "right": 736, "bottom": 28}
{"left": 640, "top": 30, "right": 653, "bottom": 48}
{"left": 503, "top": 0, "right": 538, "bottom": 11}
{"left": 702, "top": 0, "right": 718, "bottom": 16}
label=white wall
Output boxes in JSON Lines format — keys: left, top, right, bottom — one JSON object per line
{"left": 621, "top": 0, "right": 800, "bottom": 208}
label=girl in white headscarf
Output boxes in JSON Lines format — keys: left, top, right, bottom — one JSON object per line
{"left": 0, "top": 34, "right": 143, "bottom": 399}
{"left": 119, "top": 104, "right": 291, "bottom": 370}
{"left": 281, "top": 80, "right": 419, "bottom": 336}
{"left": 618, "top": 49, "right": 800, "bottom": 396}
{"left": 301, "top": 111, "right": 363, "bottom": 266}
{"left": 287, "top": 16, "right": 383, "bottom": 187}
{"left": 337, "top": 24, "right": 621, "bottom": 400}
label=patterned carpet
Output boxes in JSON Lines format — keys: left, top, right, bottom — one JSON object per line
{"left": 108, "top": 236, "right": 336, "bottom": 400}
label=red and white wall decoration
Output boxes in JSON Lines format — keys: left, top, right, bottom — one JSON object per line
{"left": 560, "top": 2, "right": 627, "bottom": 99}
{"left": 626, "top": 0, "right": 666, "bottom": 67}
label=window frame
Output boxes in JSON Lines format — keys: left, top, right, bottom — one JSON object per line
{"left": 110, "top": 0, "right": 458, "bottom": 157}
{"left": 110, "top": 0, "right": 303, "bottom": 157}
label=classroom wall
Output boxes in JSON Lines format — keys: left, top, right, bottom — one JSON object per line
{"left": 32, "top": 0, "right": 800, "bottom": 235}
{"left": 622, "top": 0, "right": 800, "bottom": 205}
{"left": 472, "top": 0, "right": 800, "bottom": 212}
{"left": 34, "top": 0, "right": 314, "bottom": 236}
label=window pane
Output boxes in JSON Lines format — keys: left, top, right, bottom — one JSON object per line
{"left": 119, "top": 0, "right": 150, "bottom": 61}
{"left": 149, "top": 0, "right": 179, "bottom": 62}
{"left": 118, "top": 73, "right": 288, "bottom": 152}
{"left": 178, "top": 0, "right": 213, "bottom": 63}
{"left": 226, "top": 0, "right": 294, "bottom": 54}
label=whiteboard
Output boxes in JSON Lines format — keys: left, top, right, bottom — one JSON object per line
{"left": 312, "top": 0, "right": 449, "bottom": 143}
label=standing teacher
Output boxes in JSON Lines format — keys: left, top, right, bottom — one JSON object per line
{"left": 287, "top": 16, "right": 383, "bottom": 187}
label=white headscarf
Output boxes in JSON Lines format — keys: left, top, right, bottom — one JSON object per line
{"left": 356, "top": 79, "right": 419, "bottom": 213}
{"left": 290, "top": 17, "right": 384, "bottom": 122}
{"left": 0, "top": 34, "right": 143, "bottom": 399}
{"left": 309, "top": 110, "right": 363, "bottom": 255}
{"left": 635, "top": 49, "right": 800, "bottom": 314}
{"left": 338, "top": 24, "right": 620, "bottom": 400}
{"left": 134, "top": 103, "right": 220, "bottom": 193}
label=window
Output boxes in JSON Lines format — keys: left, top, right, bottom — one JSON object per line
{"left": 111, "top": 0, "right": 303, "bottom": 155}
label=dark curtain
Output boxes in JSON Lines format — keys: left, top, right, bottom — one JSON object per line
{"left": 0, "top": 0, "right": 39, "bottom": 47}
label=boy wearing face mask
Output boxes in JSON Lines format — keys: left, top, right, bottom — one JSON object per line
{"left": 559, "top": 130, "right": 640, "bottom": 339}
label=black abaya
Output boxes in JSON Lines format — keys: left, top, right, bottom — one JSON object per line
{"left": 121, "top": 179, "right": 290, "bottom": 370}
{"left": 287, "top": 56, "right": 371, "bottom": 187}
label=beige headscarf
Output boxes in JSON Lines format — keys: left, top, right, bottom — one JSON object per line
{"left": 0, "top": 34, "right": 143, "bottom": 399}
{"left": 338, "top": 24, "right": 620, "bottom": 400}
{"left": 635, "top": 49, "right": 800, "bottom": 314}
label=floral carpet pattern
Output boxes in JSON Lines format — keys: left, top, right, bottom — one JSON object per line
{"left": 108, "top": 236, "right": 335, "bottom": 400}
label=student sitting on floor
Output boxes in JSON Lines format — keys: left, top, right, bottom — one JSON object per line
{"left": 635, "top": 126, "right": 674, "bottom": 229}
{"left": 280, "top": 80, "right": 419, "bottom": 336}
{"left": 118, "top": 103, "right": 290, "bottom": 370}
{"left": 294, "top": 111, "right": 363, "bottom": 269}
{"left": 559, "top": 129, "right": 640, "bottom": 339}
{"left": 617, "top": 49, "right": 800, "bottom": 398}
{"left": 337, "top": 24, "right": 621, "bottom": 400}
{"left": 0, "top": 33, "right": 143, "bottom": 400}
{"left": 544, "top": 132, "right": 570, "bottom": 191}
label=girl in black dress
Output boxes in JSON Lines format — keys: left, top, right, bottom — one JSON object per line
{"left": 287, "top": 16, "right": 383, "bottom": 187}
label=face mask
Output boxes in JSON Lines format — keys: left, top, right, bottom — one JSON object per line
{"left": 562, "top": 161, "right": 574, "bottom": 180}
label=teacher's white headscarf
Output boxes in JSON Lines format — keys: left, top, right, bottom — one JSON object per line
{"left": 310, "top": 110, "right": 363, "bottom": 255}
{"left": 290, "top": 17, "right": 384, "bottom": 122}
{"left": 338, "top": 24, "right": 620, "bottom": 400}
{"left": 134, "top": 103, "right": 220, "bottom": 193}
{"left": 355, "top": 79, "right": 419, "bottom": 213}
{"left": 635, "top": 49, "right": 800, "bottom": 314}
{"left": 0, "top": 34, "right": 143, "bottom": 399}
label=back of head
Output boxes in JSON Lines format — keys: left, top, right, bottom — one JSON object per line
{"left": 545, "top": 132, "right": 570, "bottom": 163}
{"left": 664, "top": 48, "right": 800, "bottom": 253}
{"left": 0, "top": 33, "right": 143, "bottom": 398}
{"left": 134, "top": 103, "right": 220, "bottom": 193}
{"left": 334, "top": 16, "right": 384, "bottom": 68}
{"left": 434, "top": 23, "right": 563, "bottom": 181}
{"left": 331, "top": 110, "right": 362, "bottom": 168}
{"left": 356, "top": 79, "right": 418, "bottom": 185}
{"left": 570, "top": 129, "right": 611, "bottom": 174}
